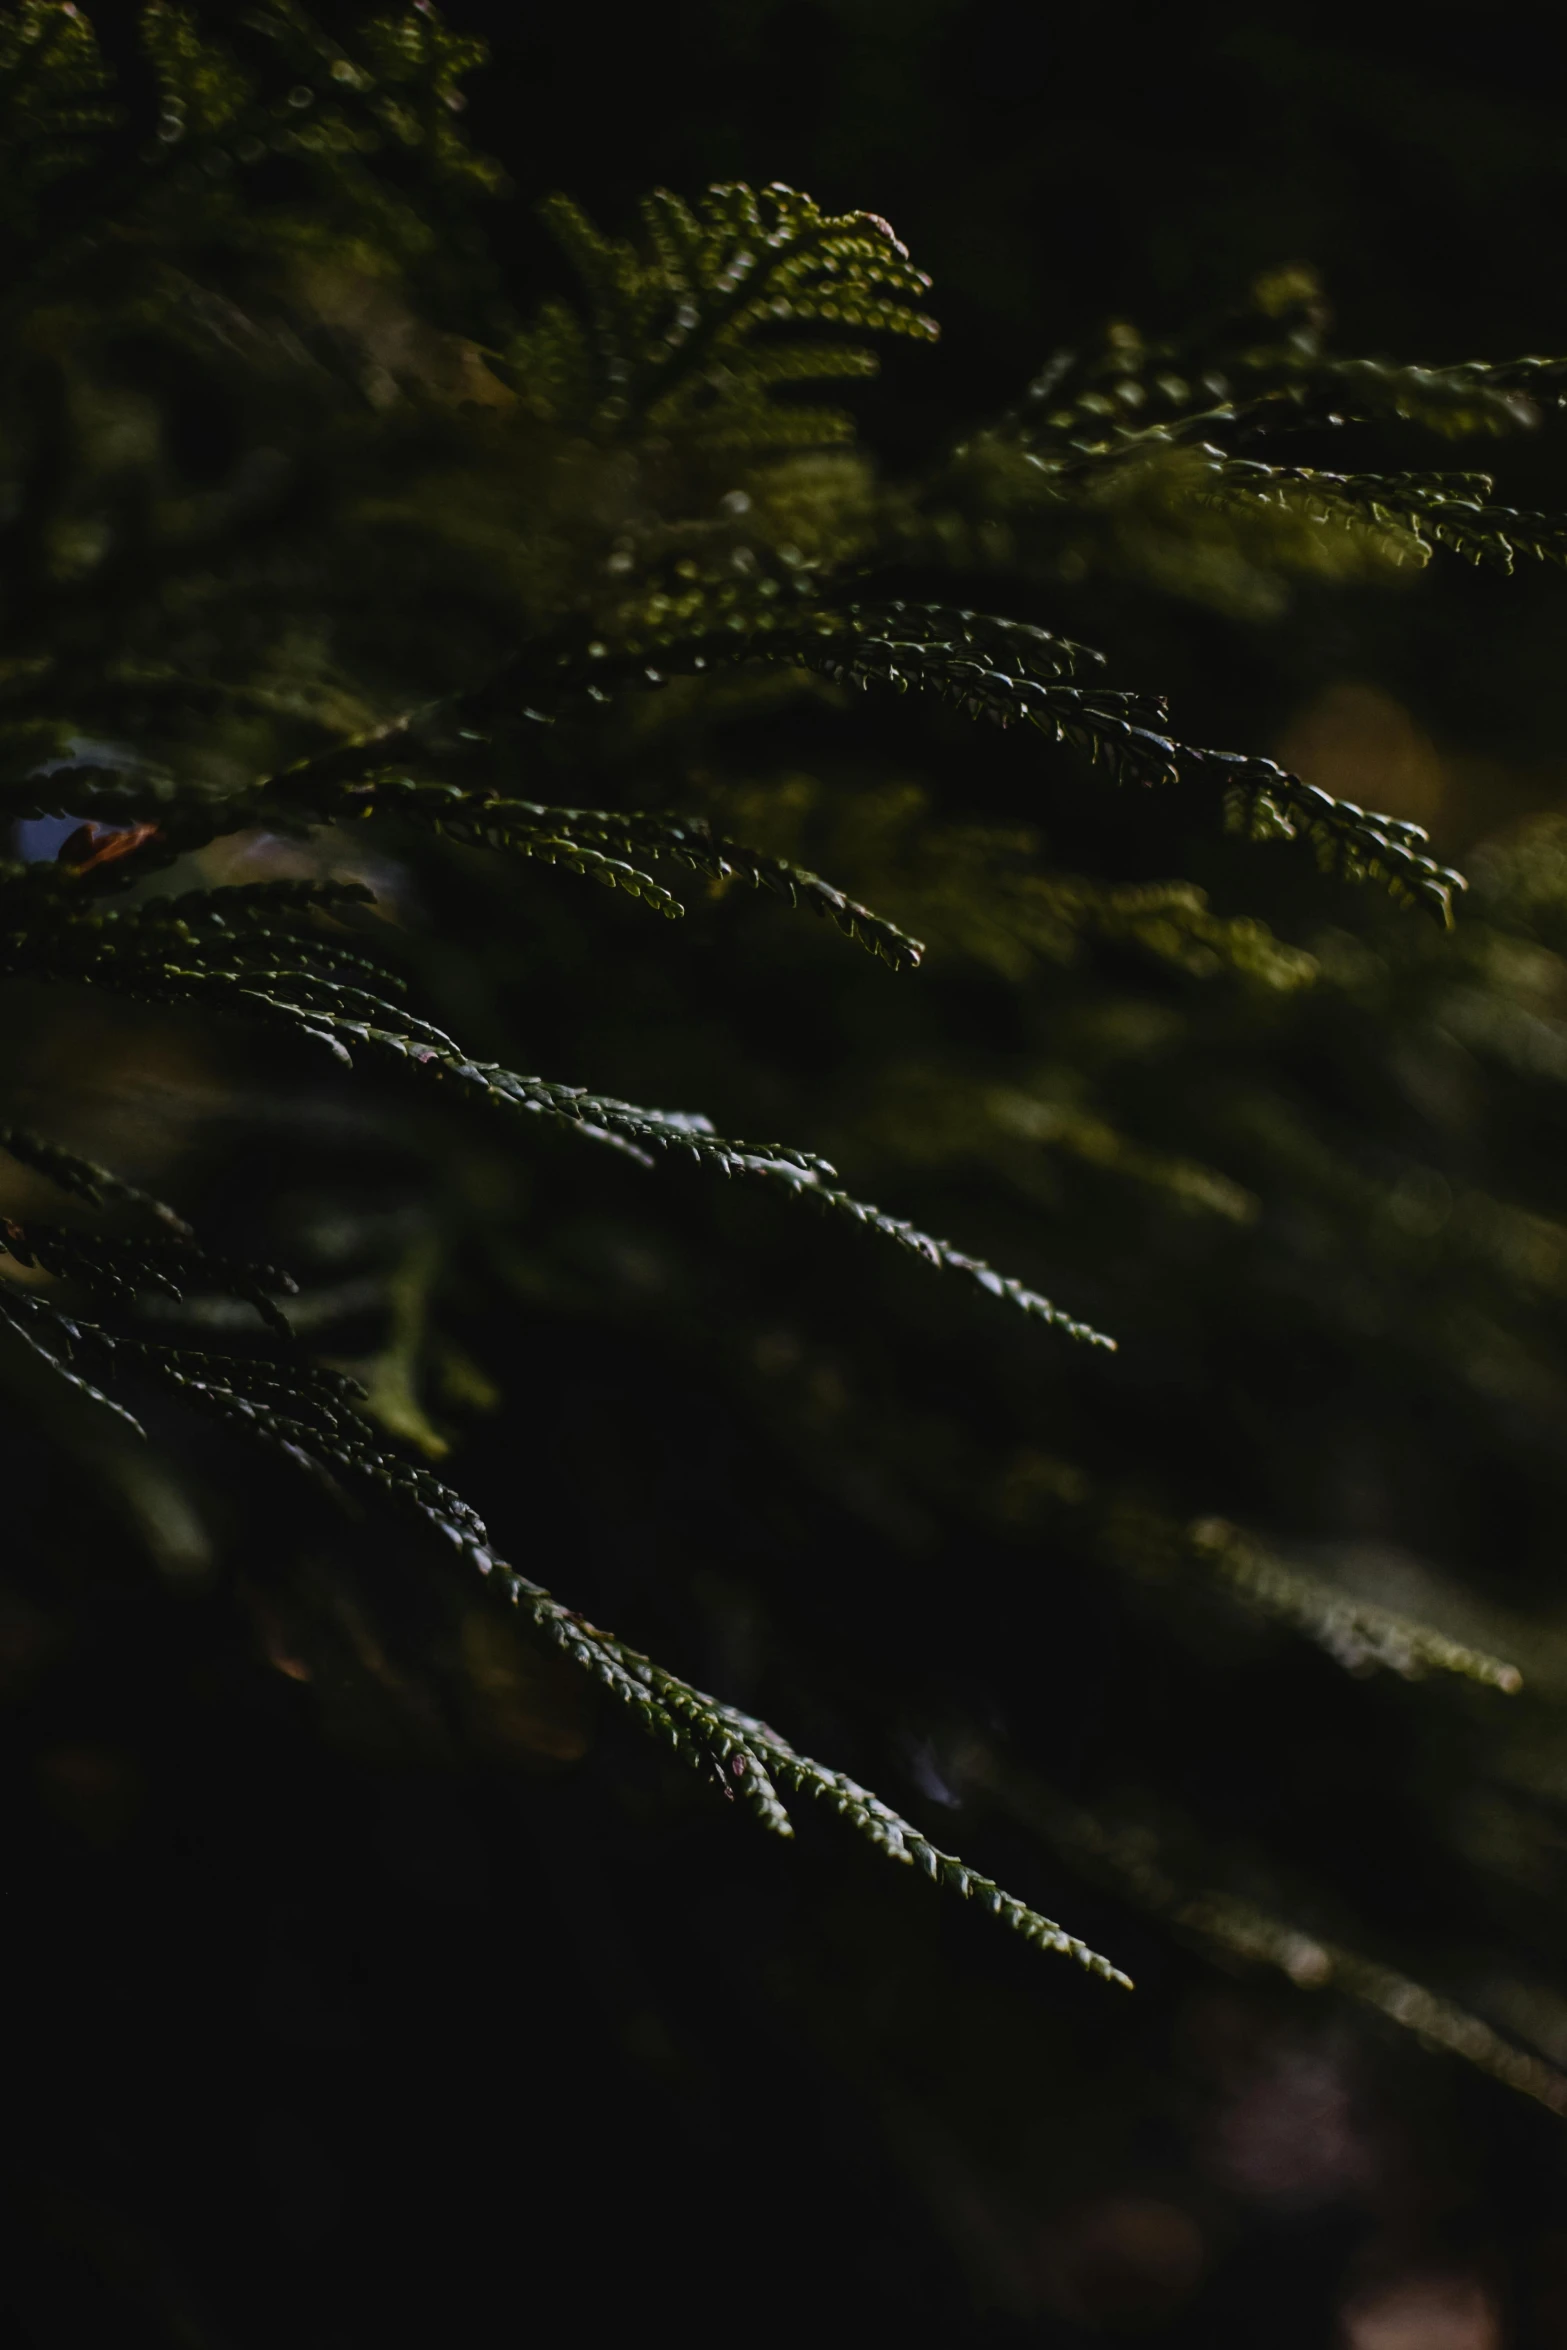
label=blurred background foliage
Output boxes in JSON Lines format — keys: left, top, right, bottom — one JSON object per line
{"left": 11, "top": 7, "right": 1567, "bottom": 2346}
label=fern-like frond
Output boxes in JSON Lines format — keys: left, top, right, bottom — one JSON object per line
{"left": 358, "top": 1036, "right": 1111, "bottom": 1345}
{"left": 540, "top": 609, "right": 1462, "bottom": 910}
{"left": 1001, "top": 272, "right": 1567, "bottom": 468}
{"left": 227, "top": 598, "right": 1459, "bottom": 924}
{"left": 1212, "top": 752, "right": 1468, "bottom": 923}
{"left": 514, "top": 180, "right": 937, "bottom": 443}
{"left": 547, "top": 595, "right": 1097, "bottom": 688}
{"left": 487, "top": 597, "right": 1177, "bottom": 782}
{"left": 1200, "top": 461, "right": 1567, "bottom": 574}
{"left": 927, "top": 277, "right": 1567, "bottom": 597}
{"left": 328, "top": 785, "right": 927, "bottom": 969}
{"left": 503, "top": 1563, "right": 1130, "bottom": 1983}
{"left": 231, "top": 597, "right": 1109, "bottom": 800}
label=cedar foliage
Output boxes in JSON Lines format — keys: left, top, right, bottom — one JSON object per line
{"left": 8, "top": 2, "right": 1567, "bottom": 2272}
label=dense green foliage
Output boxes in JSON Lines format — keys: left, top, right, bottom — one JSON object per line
{"left": 9, "top": 6, "right": 1567, "bottom": 2328}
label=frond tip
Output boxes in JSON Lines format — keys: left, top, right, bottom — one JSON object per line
{"left": 331, "top": 783, "right": 929, "bottom": 969}
{"left": 514, "top": 180, "right": 938, "bottom": 442}
{"left": 502, "top": 1565, "right": 1132, "bottom": 1986}
{"left": 1212, "top": 753, "right": 1468, "bottom": 923}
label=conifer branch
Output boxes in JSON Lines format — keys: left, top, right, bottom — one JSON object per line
{"left": 8, "top": 6, "right": 1567, "bottom": 2167}
{"left": 998, "top": 270, "right": 1567, "bottom": 469}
